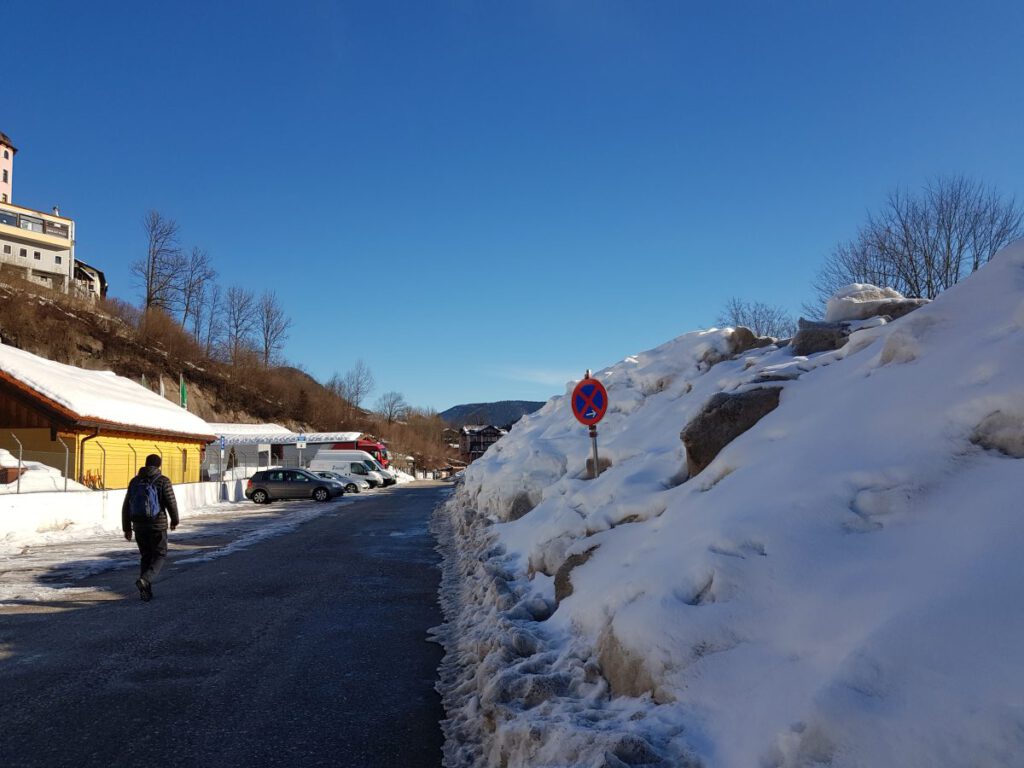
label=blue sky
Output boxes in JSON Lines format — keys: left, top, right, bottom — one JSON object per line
{"left": 5, "top": 1, "right": 1023, "bottom": 412}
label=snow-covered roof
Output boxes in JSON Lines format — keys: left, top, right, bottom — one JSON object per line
{"left": 205, "top": 423, "right": 361, "bottom": 446}
{"left": 460, "top": 424, "right": 506, "bottom": 436}
{"left": 206, "top": 423, "right": 292, "bottom": 439}
{"left": 0, "top": 343, "right": 215, "bottom": 440}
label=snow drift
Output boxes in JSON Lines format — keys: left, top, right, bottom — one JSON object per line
{"left": 434, "top": 242, "right": 1024, "bottom": 767}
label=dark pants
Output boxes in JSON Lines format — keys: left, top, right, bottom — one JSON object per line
{"left": 134, "top": 525, "right": 168, "bottom": 583}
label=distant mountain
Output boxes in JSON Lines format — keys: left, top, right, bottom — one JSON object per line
{"left": 440, "top": 400, "right": 545, "bottom": 428}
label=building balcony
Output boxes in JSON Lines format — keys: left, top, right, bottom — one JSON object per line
{"left": 0, "top": 202, "right": 72, "bottom": 248}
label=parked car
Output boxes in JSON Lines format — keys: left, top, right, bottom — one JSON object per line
{"left": 245, "top": 468, "right": 345, "bottom": 503}
{"left": 313, "top": 470, "right": 369, "bottom": 494}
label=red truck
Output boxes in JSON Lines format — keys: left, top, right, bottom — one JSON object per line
{"left": 331, "top": 438, "right": 391, "bottom": 468}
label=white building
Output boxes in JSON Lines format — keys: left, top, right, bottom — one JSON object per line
{"left": 0, "top": 130, "right": 81, "bottom": 295}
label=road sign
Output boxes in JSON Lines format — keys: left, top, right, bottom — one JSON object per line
{"left": 571, "top": 377, "right": 608, "bottom": 426}
{"left": 296, "top": 434, "right": 307, "bottom": 450}
{"left": 219, "top": 436, "right": 226, "bottom": 451}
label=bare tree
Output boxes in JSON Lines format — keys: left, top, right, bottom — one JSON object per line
{"left": 326, "top": 372, "right": 344, "bottom": 397}
{"left": 132, "top": 210, "right": 183, "bottom": 310}
{"left": 194, "top": 282, "right": 224, "bottom": 357}
{"left": 718, "top": 298, "right": 796, "bottom": 338}
{"left": 256, "top": 290, "right": 293, "bottom": 366}
{"left": 175, "top": 247, "right": 216, "bottom": 329}
{"left": 375, "top": 390, "right": 409, "bottom": 425}
{"left": 811, "top": 175, "right": 1024, "bottom": 311}
{"left": 223, "top": 285, "right": 257, "bottom": 362}
{"left": 340, "top": 359, "right": 375, "bottom": 409}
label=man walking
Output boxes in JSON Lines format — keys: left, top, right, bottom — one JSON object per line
{"left": 122, "top": 454, "right": 179, "bottom": 602}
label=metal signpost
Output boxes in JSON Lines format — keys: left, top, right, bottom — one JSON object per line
{"left": 296, "top": 433, "right": 307, "bottom": 467}
{"left": 571, "top": 370, "right": 609, "bottom": 478}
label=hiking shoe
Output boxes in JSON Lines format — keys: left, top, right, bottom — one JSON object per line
{"left": 135, "top": 578, "right": 152, "bottom": 602}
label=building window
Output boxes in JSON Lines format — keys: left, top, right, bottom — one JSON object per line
{"left": 19, "top": 248, "right": 26, "bottom": 257}
{"left": 19, "top": 215, "right": 43, "bottom": 233}
{"left": 1, "top": 194, "right": 6, "bottom": 203}
{"left": 33, "top": 251, "right": 40, "bottom": 260}
{"left": 2, "top": 244, "right": 9, "bottom": 254}
{"left": 1, "top": 170, "right": 6, "bottom": 183}
{"left": 2, "top": 150, "right": 7, "bottom": 159}
{"left": 55, "top": 255, "right": 62, "bottom": 265}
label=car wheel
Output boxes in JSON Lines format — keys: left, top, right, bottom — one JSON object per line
{"left": 313, "top": 487, "right": 329, "bottom": 502}
{"left": 251, "top": 489, "right": 269, "bottom": 504}
{"left": 345, "top": 483, "right": 358, "bottom": 493}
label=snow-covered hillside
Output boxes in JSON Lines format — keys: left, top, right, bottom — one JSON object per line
{"left": 434, "top": 243, "right": 1024, "bottom": 767}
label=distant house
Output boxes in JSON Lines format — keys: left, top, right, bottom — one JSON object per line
{"left": 459, "top": 424, "right": 507, "bottom": 463}
{"left": 0, "top": 343, "right": 215, "bottom": 489}
{"left": 73, "top": 259, "right": 108, "bottom": 300}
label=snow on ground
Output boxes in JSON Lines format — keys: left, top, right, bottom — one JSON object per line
{"left": 0, "top": 449, "right": 90, "bottom": 494}
{"left": 434, "top": 242, "right": 1024, "bottom": 767}
{"left": 0, "top": 342, "right": 214, "bottom": 437}
{"left": 392, "top": 468, "right": 416, "bottom": 484}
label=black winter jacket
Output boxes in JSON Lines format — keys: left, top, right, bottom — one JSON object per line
{"left": 122, "top": 466, "right": 179, "bottom": 532}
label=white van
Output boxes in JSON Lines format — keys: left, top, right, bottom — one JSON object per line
{"left": 363, "top": 457, "right": 398, "bottom": 486}
{"left": 310, "top": 450, "right": 387, "bottom": 488}
{"left": 327, "top": 450, "right": 395, "bottom": 487}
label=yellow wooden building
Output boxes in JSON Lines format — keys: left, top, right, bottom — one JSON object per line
{"left": 0, "top": 344, "right": 215, "bottom": 489}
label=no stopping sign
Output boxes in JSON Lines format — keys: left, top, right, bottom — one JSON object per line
{"left": 571, "top": 378, "right": 608, "bottom": 426}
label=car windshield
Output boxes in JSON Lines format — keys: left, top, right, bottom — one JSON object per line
{"left": 362, "top": 461, "right": 376, "bottom": 471}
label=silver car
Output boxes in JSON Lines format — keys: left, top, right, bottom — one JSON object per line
{"left": 245, "top": 468, "right": 345, "bottom": 503}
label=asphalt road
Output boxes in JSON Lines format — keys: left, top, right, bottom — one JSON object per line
{"left": 0, "top": 483, "right": 450, "bottom": 768}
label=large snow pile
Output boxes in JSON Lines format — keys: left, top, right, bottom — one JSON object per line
{"left": 0, "top": 343, "right": 215, "bottom": 438}
{"left": 434, "top": 242, "right": 1024, "bottom": 767}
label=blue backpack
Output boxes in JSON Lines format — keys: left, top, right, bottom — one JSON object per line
{"left": 129, "top": 478, "right": 161, "bottom": 520}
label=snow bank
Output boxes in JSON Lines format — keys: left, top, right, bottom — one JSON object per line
{"left": 391, "top": 468, "right": 416, "bottom": 484}
{"left": 0, "top": 449, "right": 90, "bottom": 494}
{"left": 435, "top": 242, "right": 1024, "bottom": 767}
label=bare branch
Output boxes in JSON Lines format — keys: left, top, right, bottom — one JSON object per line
{"left": 256, "top": 290, "right": 292, "bottom": 366}
{"left": 375, "top": 390, "right": 408, "bottom": 425}
{"left": 810, "top": 176, "right": 1024, "bottom": 312}
{"left": 224, "top": 285, "right": 257, "bottom": 362}
{"left": 131, "top": 210, "right": 182, "bottom": 310}
{"left": 717, "top": 298, "right": 796, "bottom": 338}
{"left": 174, "top": 247, "right": 216, "bottom": 329}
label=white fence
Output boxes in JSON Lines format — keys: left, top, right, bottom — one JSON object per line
{"left": 0, "top": 481, "right": 249, "bottom": 539}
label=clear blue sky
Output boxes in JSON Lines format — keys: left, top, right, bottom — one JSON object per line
{"left": 6, "top": 1, "right": 1023, "bottom": 412}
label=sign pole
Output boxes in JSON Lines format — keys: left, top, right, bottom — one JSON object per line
{"left": 571, "top": 369, "right": 609, "bottom": 480}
